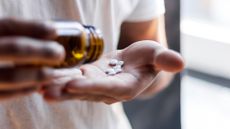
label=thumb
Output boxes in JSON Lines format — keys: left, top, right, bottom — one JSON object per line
{"left": 121, "top": 40, "right": 184, "bottom": 73}
{"left": 154, "top": 49, "right": 184, "bottom": 73}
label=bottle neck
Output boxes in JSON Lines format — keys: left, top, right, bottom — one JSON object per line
{"left": 83, "top": 25, "right": 104, "bottom": 63}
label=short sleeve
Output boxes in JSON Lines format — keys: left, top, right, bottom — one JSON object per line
{"left": 125, "top": 0, "right": 165, "bottom": 22}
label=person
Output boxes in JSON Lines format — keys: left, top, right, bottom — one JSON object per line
{"left": 0, "top": 0, "right": 184, "bottom": 129}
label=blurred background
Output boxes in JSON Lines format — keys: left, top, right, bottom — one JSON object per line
{"left": 124, "top": 0, "right": 181, "bottom": 129}
{"left": 181, "top": 0, "right": 230, "bottom": 129}
{"left": 124, "top": 0, "right": 230, "bottom": 129}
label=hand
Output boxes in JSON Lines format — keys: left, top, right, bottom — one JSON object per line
{"left": 43, "top": 40, "right": 184, "bottom": 104}
{"left": 0, "top": 18, "right": 65, "bottom": 99}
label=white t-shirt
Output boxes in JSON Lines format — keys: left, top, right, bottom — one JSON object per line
{"left": 0, "top": 0, "right": 165, "bottom": 129}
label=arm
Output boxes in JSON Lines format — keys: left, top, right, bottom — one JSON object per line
{"left": 118, "top": 15, "right": 167, "bottom": 48}
{"left": 0, "top": 18, "right": 65, "bottom": 100}
{"left": 118, "top": 15, "right": 173, "bottom": 98}
{"left": 42, "top": 16, "right": 184, "bottom": 104}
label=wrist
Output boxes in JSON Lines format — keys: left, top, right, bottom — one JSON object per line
{"left": 137, "top": 71, "right": 174, "bottom": 99}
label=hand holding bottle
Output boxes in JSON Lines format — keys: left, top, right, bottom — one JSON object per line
{"left": 0, "top": 18, "right": 65, "bottom": 99}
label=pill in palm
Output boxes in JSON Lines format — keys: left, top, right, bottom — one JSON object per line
{"left": 114, "top": 67, "right": 122, "bottom": 73}
{"left": 113, "top": 65, "right": 122, "bottom": 70}
{"left": 106, "top": 59, "right": 124, "bottom": 75}
{"left": 113, "top": 65, "right": 122, "bottom": 73}
{"left": 107, "top": 71, "right": 117, "bottom": 76}
{"left": 109, "top": 59, "right": 118, "bottom": 66}
{"left": 105, "top": 68, "right": 116, "bottom": 75}
{"left": 117, "top": 61, "right": 124, "bottom": 66}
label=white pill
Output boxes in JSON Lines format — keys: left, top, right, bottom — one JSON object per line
{"left": 112, "top": 65, "right": 122, "bottom": 73}
{"left": 109, "top": 59, "right": 118, "bottom": 66}
{"left": 114, "top": 68, "right": 122, "bottom": 73}
{"left": 105, "top": 68, "right": 116, "bottom": 75}
{"left": 117, "top": 61, "right": 124, "bottom": 66}
{"left": 107, "top": 71, "right": 117, "bottom": 75}
{"left": 108, "top": 72, "right": 116, "bottom": 76}
{"left": 113, "top": 65, "right": 122, "bottom": 69}
{"left": 105, "top": 68, "right": 115, "bottom": 74}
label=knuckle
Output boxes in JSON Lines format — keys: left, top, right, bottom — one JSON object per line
{"left": 0, "top": 37, "right": 23, "bottom": 55}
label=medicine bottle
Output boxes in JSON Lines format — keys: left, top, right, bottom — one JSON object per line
{"left": 53, "top": 21, "right": 104, "bottom": 67}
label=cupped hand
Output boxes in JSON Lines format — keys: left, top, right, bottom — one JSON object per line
{"left": 43, "top": 40, "right": 184, "bottom": 104}
{"left": 0, "top": 18, "right": 65, "bottom": 99}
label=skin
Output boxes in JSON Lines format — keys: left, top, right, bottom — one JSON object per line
{"left": 118, "top": 16, "right": 173, "bottom": 98}
{"left": 43, "top": 41, "right": 183, "bottom": 104}
{"left": 0, "top": 18, "right": 65, "bottom": 99}
{"left": 42, "top": 15, "right": 184, "bottom": 104}
{"left": 0, "top": 16, "right": 184, "bottom": 103}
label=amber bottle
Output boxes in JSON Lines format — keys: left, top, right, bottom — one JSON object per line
{"left": 53, "top": 21, "right": 104, "bottom": 67}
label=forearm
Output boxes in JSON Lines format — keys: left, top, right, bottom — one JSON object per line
{"left": 118, "top": 15, "right": 167, "bottom": 49}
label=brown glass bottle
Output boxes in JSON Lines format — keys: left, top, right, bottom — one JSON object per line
{"left": 53, "top": 21, "right": 104, "bottom": 67}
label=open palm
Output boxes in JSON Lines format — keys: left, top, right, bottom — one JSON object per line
{"left": 43, "top": 41, "right": 184, "bottom": 104}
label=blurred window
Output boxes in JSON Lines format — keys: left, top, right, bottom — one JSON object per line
{"left": 181, "top": 1, "right": 230, "bottom": 129}
{"left": 181, "top": 0, "right": 230, "bottom": 78}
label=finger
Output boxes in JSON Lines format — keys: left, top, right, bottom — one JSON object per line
{"left": 154, "top": 49, "right": 184, "bottom": 72}
{"left": 0, "top": 37, "right": 65, "bottom": 65}
{"left": 0, "top": 18, "right": 57, "bottom": 39}
{"left": 42, "top": 68, "right": 84, "bottom": 102}
{"left": 44, "top": 68, "right": 83, "bottom": 78}
{"left": 0, "top": 66, "right": 53, "bottom": 91}
{"left": 122, "top": 40, "right": 184, "bottom": 73}
{"left": 42, "top": 76, "right": 79, "bottom": 101}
